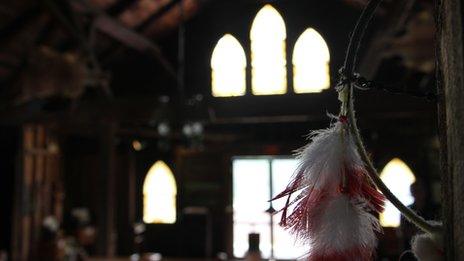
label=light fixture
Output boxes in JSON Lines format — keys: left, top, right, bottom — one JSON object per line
{"left": 132, "top": 140, "right": 143, "bottom": 151}
{"left": 157, "top": 122, "right": 170, "bottom": 137}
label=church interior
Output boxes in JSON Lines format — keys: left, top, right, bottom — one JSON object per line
{"left": 0, "top": 0, "right": 449, "bottom": 260}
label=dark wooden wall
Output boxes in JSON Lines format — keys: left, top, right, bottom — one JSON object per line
{"left": 7, "top": 124, "right": 62, "bottom": 260}
{"left": 0, "top": 126, "right": 19, "bottom": 256}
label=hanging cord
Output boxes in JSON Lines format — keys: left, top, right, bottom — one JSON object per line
{"left": 338, "top": 0, "right": 443, "bottom": 238}
{"left": 350, "top": 74, "right": 437, "bottom": 101}
{"left": 177, "top": 1, "right": 186, "bottom": 103}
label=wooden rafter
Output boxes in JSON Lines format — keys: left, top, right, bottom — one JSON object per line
{"left": 0, "top": 7, "right": 40, "bottom": 44}
{"left": 143, "top": 0, "right": 202, "bottom": 37}
{"left": 136, "top": 0, "right": 182, "bottom": 31}
{"left": 71, "top": 0, "right": 177, "bottom": 78}
{"left": 93, "top": 14, "right": 176, "bottom": 77}
{"left": 105, "top": 0, "right": 134, "bottom": 15}
{"left": 118, "top": 0, "right": 171, "bottom": 28}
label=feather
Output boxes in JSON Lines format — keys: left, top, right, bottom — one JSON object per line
{"left": 411, "top": 233, "right": 444, "bottom": 261}
{"left": 273, "top": 118, "right": 385, "bottom": 260}
{"left": 307, "top": 195, "right": 381, "bottom": 261}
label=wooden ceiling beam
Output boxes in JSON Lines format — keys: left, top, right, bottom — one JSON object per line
{"left": 93, "top": 14, "right": 176, "bottom": 77}
{"left": 135, "top": 0, "right": 181, "bottom": 31}
{"left": 143, "top": 0, "right": 203, "bottom": 38}
{"left": 105, "top": 0, "right": 134, "bottom": 16}
{"left": 0, "top": 7, "right": 40, "bottom": 44}
{"left": 0, "top": 96, "right": 165, "bottom": 125}
{"left": 67, "top": 0, "right": 176, "bottom": 78}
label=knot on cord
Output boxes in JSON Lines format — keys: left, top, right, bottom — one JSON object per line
{"left": 336, "top": 67, "right": 373, "bottom": 92}
{"left": 336, "top": 66, "right": 437, "bottom": 101}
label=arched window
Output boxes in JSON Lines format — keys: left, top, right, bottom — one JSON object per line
{"left": 211, "top": 34, "right": 247, "bottom": 97}
{"left": 143, "top": 160, "right": 177, "bottom": 224}
{"left": 379, "top": 158, "right": 416, "bottom": 227}
{"left": 292, "top": 28, "right": 330, "bottom": 93}
{"left": 250, "top": 5, "right": 287, "bottom": 95}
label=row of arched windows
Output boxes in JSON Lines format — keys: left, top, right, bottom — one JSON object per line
{"left": 142, "top": 157, "right": 417, "bottom": 228}
{"left": 211, "top": 5, "right": 331, "bottom": 97}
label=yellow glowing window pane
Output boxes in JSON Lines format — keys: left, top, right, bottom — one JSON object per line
{"left": 379, "top": 158, "right": 416, "bottom": 227}
{"left": 293, "top": 28, "right": 330, "bottom": 93}
{"left": 211, "top": 34, "right": 247, "bottom": 97}
{"left": 250, "top": 5, "right": 287, "bottom": 95}
{"left": 143, "top": 161, "right": 177, "bottom": 224}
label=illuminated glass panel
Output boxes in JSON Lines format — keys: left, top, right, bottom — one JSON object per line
{"left": 143, "top": 161, "right": 177, "bottom": 224}
{"left": 250, "top": 5, "right": 287, "bottom": 95}
{"left": 233, "top": 158, "right": 307, "bottom": 259}
{"left": 211, "top": 34, "right": 247, "bottom": 97}
{"left": 379, "top": 158, "right": 416, "bottom": 227}
{"left": 293, "top": 28, "right": 330, "bottom": 93}
{"left": 233, "top": 159, "right": 270, "bottom": 257}
{"left": 271, "top": 159, "right": 308, "bottom": 258}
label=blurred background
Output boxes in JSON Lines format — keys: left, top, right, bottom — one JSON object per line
{"left": 0, "top": 0, "right": 440, "bottom": 260}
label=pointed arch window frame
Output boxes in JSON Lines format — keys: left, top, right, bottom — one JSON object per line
{"left": 379, "top": 158, "right": 416, "bottom": 227}
{"left": 209, "top": 5, "right": 332, "bottom": 97}
{"left": 292, "top": 28, "right": 331, "bottom": 93}
{"left": 211, "top": 34, "right": 247, "bottom": 97}
{"left": 142, "top": 160, "right": 178, "bottom": 224}
{"left": 250, "top": 4, "right": 288, "bottom": 95}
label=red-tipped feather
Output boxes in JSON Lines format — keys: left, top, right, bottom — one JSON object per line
{"left": 273, "top": 119, "right": 384, "bottom": 260}
{"left": 342, "top": 165, "right": 386, "bottom": 213}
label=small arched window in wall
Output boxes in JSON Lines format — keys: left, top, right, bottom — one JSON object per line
{"left": 292, "top": 28, "right": 330, "bottom": 93}
{"left": 379, "top": 158, "right": 416, "bottom": 227}
{"left": 250, "top": 5, "right": 287, "bottom": 95}
{"left": 211, "top": 34, "right": 247, "bottom": 97}
{"left": 143, "top": 160, "right": 177, "bottom": 224}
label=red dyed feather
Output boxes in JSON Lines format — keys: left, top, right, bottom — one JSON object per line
{"left": 273, "top": 119, "right": 385, "bottom": 260}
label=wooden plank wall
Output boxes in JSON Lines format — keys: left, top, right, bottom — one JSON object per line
{"left": 12, "top": 124, "right": 62, "bottom": 260}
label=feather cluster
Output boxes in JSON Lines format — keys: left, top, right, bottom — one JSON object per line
{"left": 273, "top": 117, "right": 385, "bottom": 260}
{"left": 411, "top": 233, "right": 444, "bottom": 261}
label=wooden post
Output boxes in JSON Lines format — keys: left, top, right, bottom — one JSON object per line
{"left": 12, "top": 125, "right": 34, "bottom": 260}
{"left": 128, "top": 149, "right": 136, "bottom": 232}
{"left": 437, "top": 0, "right": 464, "bottom": 258}
{"left": 12, "top": 124, "right": 61, "bottom": 260}
{"left": 96, "top": 122, "right": 117, "bottom": 256}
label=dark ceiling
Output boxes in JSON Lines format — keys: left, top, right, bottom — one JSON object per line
{"left": 0, "top": 0, "right": 436, "bottom": 135}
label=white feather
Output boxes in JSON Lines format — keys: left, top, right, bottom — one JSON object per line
{"left": 294, "top": 121, "right": 362, "bottom": 194}
{"left": 308, "top": 195, "right": 381, "bottom": 255}
{"left": 411, "top": 233, "right": 444, "bottom": 261}
{"left": 276, "top": 119, "right": 383, "bottom": 259}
